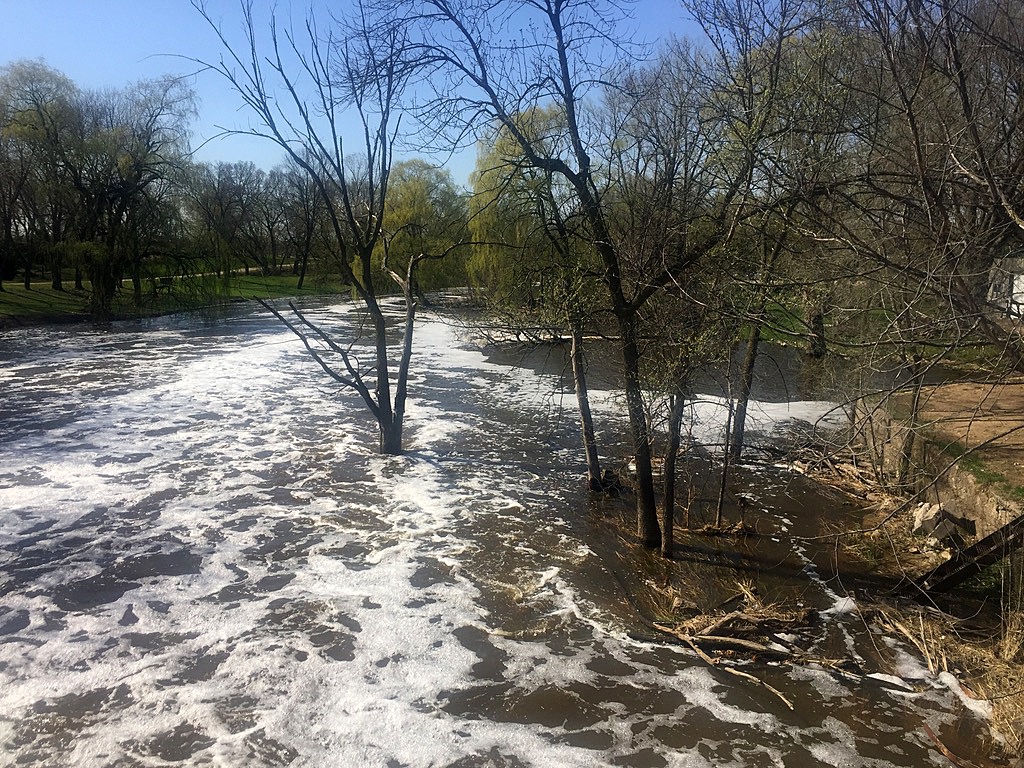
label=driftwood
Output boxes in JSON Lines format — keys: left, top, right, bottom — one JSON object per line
{"left": 701, "top": 610, "right": 748, "bottom": 635}
{"left": 672, "top": 607, "right": 820, "bottom": 639}
{"left": 647, "top": 599, "right": 943, "bottom": 709}
{"left": 652, "top": 606, "right": 810, "bottom": 712}
{"left": 677, "top": 632, "right": 795, "bottom": 710}
{"left": 686, "top": 633, "right": 791, "bottom": 659}
{"left": 922, "top": 723, "right": 985, "bottom": 768}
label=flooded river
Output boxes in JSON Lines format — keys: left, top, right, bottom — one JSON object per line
{"left": 0, "top": 300, "right": 992, "bottom": 766}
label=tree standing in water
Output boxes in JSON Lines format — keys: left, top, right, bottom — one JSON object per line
{"left": 195, "top": 1, "right": 428, "bottom": 454}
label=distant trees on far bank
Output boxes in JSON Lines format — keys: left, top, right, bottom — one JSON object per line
{"left": 0, "top": 60, "right": 195, "bottom": 315}
{"left": 0, "top": 59, "right": 470, "bottom": 319}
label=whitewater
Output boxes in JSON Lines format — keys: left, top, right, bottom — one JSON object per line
{"left": 0, "top": 301, "right": 988, "bottom": 766}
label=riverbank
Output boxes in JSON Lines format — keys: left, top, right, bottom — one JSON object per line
{"left": 589, "top": 446, "right": 1015, "bottom": 765}
{"left": 839, "top": 378, "right": 1024, "bottom": 762}
{"left": 402, "top": 309, "right": 1024, "bottom": 760}
{"left": 0, "top": 274, "right": 349, "bottom": 330}
{"left": 827, "top": 466, "right": 1024, "bottom": 765}
{"left": 584, "top": 370, "right": 1024, "bottom": 764}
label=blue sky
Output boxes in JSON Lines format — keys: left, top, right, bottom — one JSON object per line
{"left": 0, "top": 0, "right": 698, "bottom": 183}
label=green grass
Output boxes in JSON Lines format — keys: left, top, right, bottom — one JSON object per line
{"left": 959, "top": 453, "right": 1008, "bottom": 485}
{"left": 733, "top": 304, "right": 806, "bottom": 346}
{"left": 938, "top": 441, "right": 1024, "bottom": 501}
{"left": 959, "top": 559, "right": 1018, "bottom": 597}
{"left": 0, "top": 273, "right": 352, "bottom": 325}
{"left": 0, "top": 283, "right": 93, "bottom": 320}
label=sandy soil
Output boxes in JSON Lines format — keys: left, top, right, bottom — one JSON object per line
{"left": 916, "top": 377, "right": 1024, "bottom": 484}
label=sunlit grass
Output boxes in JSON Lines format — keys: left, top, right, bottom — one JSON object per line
{"left": 936, "top": 441, "right": 1024, "bottom": 501}
{"left": 0, "top": 272, "right": 352, "bottom": 325}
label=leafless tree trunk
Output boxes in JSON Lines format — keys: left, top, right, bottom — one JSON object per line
{"left": 662, "top": 390, "right": 688, "bottom": 558}
{"left": 195, "top": 0, "right": 421, "bottom": 454}
{"left": 570, "top": 324, "right": 603, "bottom": 492}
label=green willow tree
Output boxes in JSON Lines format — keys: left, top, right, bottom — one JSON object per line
{"left": 470, "top": 109, "right": 610, "bottom": 492}
{"left": 1, "top": 61, "right": 80, "bottom": 291}
{"left": 0, "top": 90, "right": 31, "bottom": 291}
{"left": 381, "top": 159, "right": 469, "bottom": 296}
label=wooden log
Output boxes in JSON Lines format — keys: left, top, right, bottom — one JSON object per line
{"left": 916, "top": 510, "right": 1024, "bottom": 593}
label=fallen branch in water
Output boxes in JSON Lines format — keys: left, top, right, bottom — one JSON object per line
{"left": 653, "top": 620, "right": 795, "bottom": 660}
{"left": 677, "top": 634, "right": 795, "bottom": 710}
{"left": 701, "top": 609, "right": 748, "bottom": 636}
{"left": 923, "top": 723, "right": 984, "bottom": 768}
{"left": 686, "top": 633, "right": 790, "bottom": 660}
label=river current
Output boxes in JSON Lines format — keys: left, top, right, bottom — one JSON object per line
{"left": 0, "top": 299, "right": 991, "bottom": 766}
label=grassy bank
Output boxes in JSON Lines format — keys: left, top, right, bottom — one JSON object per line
{"left": 0, "top": 273, "right": 351, "bottom": 327}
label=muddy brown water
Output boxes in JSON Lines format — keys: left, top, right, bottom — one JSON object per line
{"left": 0, "top": 299, "right": 993, "bottom": 766}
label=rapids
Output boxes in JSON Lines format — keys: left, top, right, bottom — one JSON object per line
{"left": 0, "top": 300, "right": 991, "bottom": 766}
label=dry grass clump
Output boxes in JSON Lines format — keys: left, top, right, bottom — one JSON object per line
{"left": 976, "top": 663, "right": 1024, "bottom": 758}
{"left": 873, "top": 603, "right": 1024, "bottom": 759}
{"left": 1002, "top": 610, "right": 1024, "bottom": 665}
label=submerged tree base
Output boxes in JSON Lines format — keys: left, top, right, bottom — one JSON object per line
{"left": 589, "top": 456, "right": 1018, "bottom": 763}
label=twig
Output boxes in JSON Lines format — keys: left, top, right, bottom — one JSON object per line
{"left": 922, "top": 723, "right": 984, "bottom": 768}
{"left": 701, "top": 610, "right": 746, "bottom": 635}
{"left": 691, "top": 634, "right": 790, "bottom": 659}
{"left": 680, "top": 635, "right": 795, "bottom": 710}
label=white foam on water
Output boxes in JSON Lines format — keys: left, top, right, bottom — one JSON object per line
{"left": 884, "top": 638, "right": 935, "bottom": 682}
{"left": 824, "top": 595, "right": 859, "bottom": 616}
{"left": 866, "top": 673, "right": 919, "bottom": 694}
{"left": 938, "top": 671, "right": 993, "bottom": 719}
{"left": 673, "top": 665, "right": 781, "bottom": 728}
{"left": 806, "top": 717, "right": 882, "bottom": 767}
{"left": 0, "top": 306, "right": 993, "bottom": 766}
{"left": 584, "top": 386, "right": 846, "bottom": 452}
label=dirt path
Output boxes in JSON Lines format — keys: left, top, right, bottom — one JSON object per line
{"left": 916, "top": 377, "right": 1024, "bottom": 500}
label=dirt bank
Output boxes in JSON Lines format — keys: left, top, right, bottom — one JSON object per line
{"left": 843, "top": 379, "right": 1024, "bottom": 760}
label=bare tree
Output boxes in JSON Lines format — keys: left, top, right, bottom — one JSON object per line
{"left": 279, "top": 155, "right": 325, "bottom": 289}
{"left": 369, "top": 0, "right": 832, "bottom": 546}
{"left": 814, "top": 0, "right": 1024, "bottom": 369}
{"left": 185, "top": 160, "right": 264, "bottom": 287}
{"left": 469, "top": 113, "right": 611, "bottom": 492}
{"left": 195, "top": 0, "right": 428, "bottom": 454}
{"left": 372, "top": 0, "right": 697, "bottom": 547}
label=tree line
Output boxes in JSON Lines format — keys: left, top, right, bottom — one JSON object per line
{"left": 195, "top": 0, "right": 1022, "bottom": 552}
{"left": 0, "top": 60, "right": 470, "bottom": 318}
{"left": 437, "top": 0, "right": 1024, "bottom": 552}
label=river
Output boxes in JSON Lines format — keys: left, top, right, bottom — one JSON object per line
{"left": 0, "top": 299, "right": 992, "bottom": 766}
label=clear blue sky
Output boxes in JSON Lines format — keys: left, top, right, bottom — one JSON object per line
{"left": 0, "top": 0, "right": 699, "bottom": 183}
